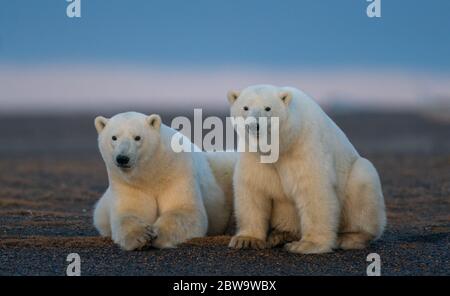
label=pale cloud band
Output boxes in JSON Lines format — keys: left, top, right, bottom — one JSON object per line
{"left": 0, "top": 64, "right": 449, "bottom": 113}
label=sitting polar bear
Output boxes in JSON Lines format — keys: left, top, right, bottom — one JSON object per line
{"left": 93, "top": 112, "right": 235, "bottom": 250}
{"left": 227, "top": 85, "right": 386, "bottom": 254}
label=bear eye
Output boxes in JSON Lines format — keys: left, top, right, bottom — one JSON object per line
{"left": 265, "top": 107, "right": 271, "bottom": 112}
{"left": 134, "top": 136, "right": 141, "bottom": 141}
{"left": 243, "top": 106, "right": 249, "bottom": 111}
{"left": 112, "top": 136, "right": 117, "bottom": 141}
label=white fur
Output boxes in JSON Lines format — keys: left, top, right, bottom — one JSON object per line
{"left": 93, "top": 112, "right": 236, "bottom": 250}
{"left": 228, "top": 85, "right": 386, "bottom": 253}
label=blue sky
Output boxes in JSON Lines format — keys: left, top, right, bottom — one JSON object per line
{"left": 1, "top": 1, "right": 450, "bottom": 112}
{"left": 1, "top": 0, "right": 449, "bottom": 70}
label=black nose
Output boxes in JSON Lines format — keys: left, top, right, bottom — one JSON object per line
{"left": 256, "top": 123, "right": 260, "bottom": 132}
{"left": 116, "top": 155, "right": 130, "bottom": 165}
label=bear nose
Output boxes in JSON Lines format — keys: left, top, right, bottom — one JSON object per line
{"left": 116, "top": 155, "right": 130, "bottom": 165}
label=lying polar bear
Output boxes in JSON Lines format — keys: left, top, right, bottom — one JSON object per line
{"left": 93, "top": 112, "right": 235, "bottom": 250}
{"left": 228, "top": 85, "right": 386, "bottom": 254}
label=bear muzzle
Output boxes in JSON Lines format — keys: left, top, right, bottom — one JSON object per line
{"left": 115, "top": 154, "right": 131, "bottom": 168}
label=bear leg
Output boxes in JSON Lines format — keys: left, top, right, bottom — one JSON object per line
{"left": 93, "top": 193, "right": 111, "bottom": 237}
{"left": 229, "top": 180, "right": 271, "bottom": 249}
{"left": 338, "top": 157, "right": 386, "bottom": 249}
{"left": 267, "top": 199, "right": 301, "bottom": 248}
{"left": 286, "top": 179, "right": 339, "bottom": 254}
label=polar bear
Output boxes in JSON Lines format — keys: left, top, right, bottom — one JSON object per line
{"left": 93, "top": 112, "right": 235, "bottom": 250}
{"left": 227, "top": 85, "right": 386, "bottom": 254}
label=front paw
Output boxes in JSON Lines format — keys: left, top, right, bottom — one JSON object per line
{"left": 267, "top": 230, "right": 300, "bottom": 248}
{"left": 145, "top": 224, "right": 175, "bottom": 249}
{"left": 112, "top": 217, "right": 151, "bottom": 251}
{"left": 115, "top": 225, "right": 152, "bottom": 251}
{"left": 145, "top": 224, "right": 159, "bottom": 242}
{"left": 284, "top": 240, "right": 333, "bottom": 254}
{"left": 229, "top": 235, "right": 266, "bottom": 250}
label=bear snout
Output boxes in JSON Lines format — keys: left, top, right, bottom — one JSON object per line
{"left": 116, "top": 155, "right": 130, "bottom": 167}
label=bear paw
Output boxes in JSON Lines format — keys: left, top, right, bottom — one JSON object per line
{"left": 337, "top": 232, "right": 372, "bottom": 250}
{"left": 145, "top": 224, "right": 176, "bottom": 249}
{"left": 284, "top": 240, "right": 333, "bottom": 254}
{"left": 229, "top": 235, "right": 266, "bottom": 250}
{"left": 267, "top": 230, "right": 300, "bottom": 248}
{"left": 145, "top": 225, "right": 159, "bottom": 242}
{"left": 116, "top": 225, "right": 152, "bottom": 251}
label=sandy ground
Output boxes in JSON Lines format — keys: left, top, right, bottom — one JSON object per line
{"left": 0, "top": 111, "right": 449, "bottom": 275}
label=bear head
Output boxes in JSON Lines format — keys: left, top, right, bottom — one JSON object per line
{"left": 227, "top": 84, "right": 292, "bottom": 138}
{"left": 94, "top": 112, "right": 161, "bottom": 175}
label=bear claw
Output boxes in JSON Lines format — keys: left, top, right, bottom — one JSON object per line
{"left": 267, "top": 230, "right": 300, "bottom": 248}
{"left": 145, "top": 225, "right": 159, "bottom": 241}
{"left": 229, "top": 235, "right": 266, "bottom": 250}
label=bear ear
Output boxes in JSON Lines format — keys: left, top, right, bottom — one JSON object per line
{"left": 146, "top": 114, "right": 161, "bottom": 130}
{"left": 279, "top": 91, "right": 292, "bottom": 106}
{"left": 94, "top": 116, "right": 109, "bottom": 134}
{"left": 227, "top": 90, "right": 241, "bottom": 105}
